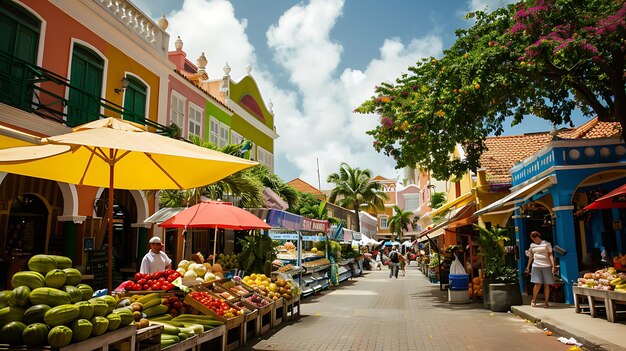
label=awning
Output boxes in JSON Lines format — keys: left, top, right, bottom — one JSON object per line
{"left": 413, "top": 201, "right": 476, "bottom": 245}
{"left": 474, "top": 175, "right": 557, "bottom": 216}
{"left": 425, "top": 192, "right": 474, "bottom": 219}
{"left": 144, "top": 207, "right": 185, "bottom": 224}
{"left": 0, "top": 125, "right": 40, "bottom": 149}
{"left": 584, "top": 183, "right": 626, "bottom": 210}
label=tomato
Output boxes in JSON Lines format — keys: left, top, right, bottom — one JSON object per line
{"left": 143, "top": 284, "right": 150, "bottom": 290}
{"left": 167, "top": 275, "right": 177, "bottom": 282}
{"left": 153, "top": 271, "right": 163, "bottom": 279}
{"left": 158, "top": 277, "right": 166, "bottom": 283}
{"left": 137, "top": 279, "right": 146, "bottom": 285}
{"left": 153, "top": 283, "right": 161, "bottom": 290}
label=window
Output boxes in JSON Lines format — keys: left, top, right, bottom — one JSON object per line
{"left": 188, "top": 103, "right": 202, "bottom": 138}
{"left": 231, "top": 131, "right": 243, "bottom": 145}
{"left": 68, "top": 44, "right": 104, "bottom": 126}
{"left": 123, "top": 76, "right": 147, "bottom": 124}
{"left": 209, "top": 117, "right": 229, "bottom": 147}
{"left": 218, "top": 123, "right": 229, "bottom": 148}
{"left": 257, "top": 146, "right": 274, "bottom": 172}
{"left": 0, "top": 1, "right": 40, "bottom": 111}
{"left": 209, "top": 117, "right": 219, "bottom": 145}
{"left": 170, "top": 92, "right": 185, "bottom": 131}
{"left": 379, "top": 216, "right": 388, "bottom": 229}
{"left": 403, "top": 194, "right": 420, "bottom": 212}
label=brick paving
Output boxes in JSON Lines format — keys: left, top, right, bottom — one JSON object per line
{"left": 241, "top": 265, "right": 573, "bottom": 351}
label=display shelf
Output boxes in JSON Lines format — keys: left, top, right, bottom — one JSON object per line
{"left": 194, "top": 325, "right": 226, "bottom": 351}
{"left": 273, "top": 267, "right": 305, "bottom": 276}
{"left": 163, "top": 335, "right": 199, "bottom": 351}
{"left": 303, "top": 263, "right": 331, "bottom": 273}
{"left": 337, "top": 266, "right": 351, "bottom": 284}
{"left": 135, "top": 324, "right": 163, "bottom": 351}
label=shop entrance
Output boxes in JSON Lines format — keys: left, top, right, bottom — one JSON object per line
{"left": 7, "top": 193, "right": 47, "bottom": 255}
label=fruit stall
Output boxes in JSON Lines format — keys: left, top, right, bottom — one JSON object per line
{"left": 573, "top": 267, "right": 626, "bottom": 323}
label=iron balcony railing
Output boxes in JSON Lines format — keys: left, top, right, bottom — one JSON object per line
{"left": 0, "top": 50, "right": 174, "bottom": 136}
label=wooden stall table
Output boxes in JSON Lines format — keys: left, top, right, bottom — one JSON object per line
{"left": 242, "top": 309, "right": 259, "bottom": 344}
{"left": 271, "top": 297, "right": 284, "bottom": 327}
{"left": 572, "top": 286, "right": 626, "bottom": 322}
{"left": 194, "top": 325, "right": 226, "bottom": 351}
{"left": 185, "top": 295, "right": 245, "bottom": 351}
{"left": 135, "top": 324, "right": 163, "bottom": 351}
{"left": 284, "top": 295, "right": 301, "bottom": 321}
{"left": 163, "top": 335, "right": 199, "bottom": 351}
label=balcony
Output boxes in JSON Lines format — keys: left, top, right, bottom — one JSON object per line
{"left": 0, "top": 51, "right": 173, "bottom": 136}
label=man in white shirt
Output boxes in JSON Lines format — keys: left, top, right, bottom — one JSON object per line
{"left": 139, "top": 236, "right": 172, "bottom": 274}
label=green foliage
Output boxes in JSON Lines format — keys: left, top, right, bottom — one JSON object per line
{"left": 356, "top": 0, "right": 626, "bottom": 180}
{"left": 429, "top": 192, "right": 446, "bottom": 209}
{"left": 388, "top": 205, "right": 413, "bottom": 241}
{"left": 237, "top": 233, "right": 276, "bottom": 274}
{"left": 327, "top": 162, "right": 389, "bottom": 232}
{"left": 429, "top": 252, "right": 440, "bottom": 268}
{"left": 474, "top": 224, "right": 518, "bottom": 283}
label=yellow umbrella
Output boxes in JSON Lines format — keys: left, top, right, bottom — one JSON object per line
{"left": 0, "top": 117, "right": 258, "bottom": 291}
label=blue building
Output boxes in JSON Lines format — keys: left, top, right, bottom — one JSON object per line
{"left": 477, "top": 119, "right": 625, "bottom": 304}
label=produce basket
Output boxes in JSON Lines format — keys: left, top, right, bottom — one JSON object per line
{"left": 217, "top": 280, "right": 254, "bottom": 298}
{"left": 240, "top": 293, "right": 274, "bottom": 315}
{"left": 185, "top": 291, "right": 245, "bottom": 327}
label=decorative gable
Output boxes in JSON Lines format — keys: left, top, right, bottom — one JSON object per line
{"left": 240, "top": 95, "right": 265, "bottom": 122}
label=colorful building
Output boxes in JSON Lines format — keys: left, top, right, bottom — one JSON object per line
{"left": 0, "top": 0, "right": 278, "bottom": 289}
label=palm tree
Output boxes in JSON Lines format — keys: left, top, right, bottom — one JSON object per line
{"left": 299, "top": 200, "right": 340, "bottom": 225}
{"left": 388, "top": 205, "right": 413, "bottom": 242}
{"left": 327, "top": 162, "right": 388, "bottom": 232}
{"left": 249, "top": 165, "right": 299, "bottom": 209}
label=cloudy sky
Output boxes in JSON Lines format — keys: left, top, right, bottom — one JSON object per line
{"left": 134, "top": 0, "right": 586, "bottom": 189}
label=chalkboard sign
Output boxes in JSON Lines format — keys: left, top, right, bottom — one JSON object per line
{"left": 90, "top": 249, "right": 108, "bottom": 290}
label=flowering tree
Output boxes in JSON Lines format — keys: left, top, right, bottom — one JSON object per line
{"left": 356, "top": 0, "right": 625, "bottom": 180}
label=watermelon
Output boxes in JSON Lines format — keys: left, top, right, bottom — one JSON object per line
{"left": 63, "top": 285, "right": 82, "bottom": 303}
{"left": 106, "top": 312, "right": 121, "bottom": 331}
{"left": 1, "top": 321, "right": 27, "bottom": 344}
{"left": 90, "top": 316, "right": 109, "bottom": 336}
{"left": 48, "top": 325, "right": 72, "bottom": 347}
{"left": 24, "top": 304, "right": 51, "bottom": 324}
{"left": 0, "top": 290, "right": 11, "bottom": 308}
{"left": 71, "top": 318, "right": 92, "bottom": 342}
{"left": 29, "top": 287, "right": 72, "bottom": 306}
{"left": 22, "top": 323, "right": 49, "bottom": 346}
{"left": 76, "top": 284, "right": 94, "bottom": 301}
{"left": 11, "top": 271, "right": 45, "bottom": 289}
{"left": 75, "top": 300, "right": 94, "bottom": 320}
{"left": 45, "top": 269, "right": 67, "bottom": 289}
{"left": 28, "top": 255, "right": 58, "bottom": 275}
{"left": 91, "top": 299, "right": 109, "bottom": 317}
{"left": 0, "top": 306, "right": 25, "bottom": 328}
{"left": 7, "top": 286, "right": 31, "bottom": 307}
{"left": 63, "top": 268, "right": 82, "bottom": 286}
{"left": 44, "top": 304, "right": 79, "bottom": 327}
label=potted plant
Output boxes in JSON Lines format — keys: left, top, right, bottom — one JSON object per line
{"left": 474, "top": 224, "right": 523, "bottom": 311}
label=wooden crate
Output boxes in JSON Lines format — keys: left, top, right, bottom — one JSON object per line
{"left": 0, "top": 325, "right": 138, "bottom": 351}
{"left": 184, "top": 295, "right": 245, "bottom": 327}
{"left": 258, "top": 304, "right": 273, "bottom": 335}
{"left": 135, "top": 324, "right": 163, "bottom": 351}
{"left": 163, "top": 335, "right": 198, "bottom": 351}
{"left": 285, "top": 294, "right": 301, "bottom": 321}
{"left": 271, "top": 298, "right": 285, "bottom": 327}
{"left": 242, "top": 309, "right": 259, "bottom": 344}
{"left": 194, "top": 325, "right": 226, "bottom": 351}
{"left": 215, "top": 280, "right": 254, "bottom": 298}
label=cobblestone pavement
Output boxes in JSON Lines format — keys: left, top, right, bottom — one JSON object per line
{"left": 241, "top": 265, "right": 573, "bottom": 351}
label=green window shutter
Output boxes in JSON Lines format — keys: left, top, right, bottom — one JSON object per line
{"left": 67, "top": 45, "right": 103, "bottom": 126}
{"left": 0, "top": 1, "right": 40, "bottom": 110}
{"left": 122, "top": 76, "right": 146, "bottom": 124}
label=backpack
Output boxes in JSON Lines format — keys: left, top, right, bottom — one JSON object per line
{"left": 390, "top": 251, "right": 399, "bottom": 263}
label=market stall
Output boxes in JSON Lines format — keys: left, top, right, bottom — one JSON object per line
{"left": 574, "top": 267, "right": 626, "bottom": 322}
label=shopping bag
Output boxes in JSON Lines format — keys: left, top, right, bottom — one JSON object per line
{"left": 450, "top": 254, "right": 466, "bottom": 274}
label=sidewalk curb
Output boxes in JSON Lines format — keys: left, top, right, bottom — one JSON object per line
{"left": 511, "top": 306, "right": 626, "bottom": 351}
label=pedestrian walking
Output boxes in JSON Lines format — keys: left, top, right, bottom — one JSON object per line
{"left": 524, "top": 231, "right": 555, "bottom": 308}
{"left": 399, "top": 252, "right": 407, "bottom": 276}
{"left": 389, "top": 246, "right": 401, "bottom": 278}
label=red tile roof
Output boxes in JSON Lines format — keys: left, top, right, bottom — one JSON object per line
{"left": 479, "top": 117, "right": 621, "bottom": 184}
{"left": 287, "top": 178, "right": 325, "bottom": 200}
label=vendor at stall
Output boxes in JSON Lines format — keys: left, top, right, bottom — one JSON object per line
{"left": 140, "top": 236, "right": 172, "bottom": 274}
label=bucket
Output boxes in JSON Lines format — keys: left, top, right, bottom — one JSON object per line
{"left": 449, "top": 274, "right": 469, "bottom": 290}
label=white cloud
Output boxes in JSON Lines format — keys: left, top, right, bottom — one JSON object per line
{"left": 466, "top": 0, "right": 516, "bottom": 13}
{"left": 139, "top": 0, "right": 444, "bottom": 189}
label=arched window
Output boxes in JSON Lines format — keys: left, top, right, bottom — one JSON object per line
{"left": 123, "top": 75, "right": 147, "bottom": 124}
{"left": 67, "top": 44, "right": 104, "bottom": 126}
{"left": 0, "top": 1, "right": 40, "bottom": 110}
